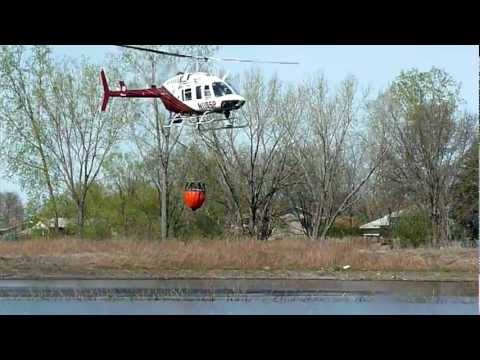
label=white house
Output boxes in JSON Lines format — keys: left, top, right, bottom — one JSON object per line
{"left": 359, "top": 210, "right": 405, "bottom": 238}
{"left": 48, "top": 218, "right": 69, "bottom": 229}
{"left": 32, "top": 218, "right": 69, "bottom": 232}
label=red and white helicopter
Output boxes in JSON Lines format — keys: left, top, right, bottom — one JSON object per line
{"left": 101, "top": 45, "right": 298, "bottom": 131}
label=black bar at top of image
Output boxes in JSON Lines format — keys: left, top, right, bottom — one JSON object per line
{"left": 0, "top": 4, "right": 479, "bottom": 45}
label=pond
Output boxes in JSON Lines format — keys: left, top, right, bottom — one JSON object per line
{"left": 0, "top": 279, "right": 477, "bottom": 315}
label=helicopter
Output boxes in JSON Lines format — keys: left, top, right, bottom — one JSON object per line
{"left": 101, "top": 45, "right": 298, "bottom": 131}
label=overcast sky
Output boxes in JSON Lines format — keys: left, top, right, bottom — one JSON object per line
{"left": 1, "top": 45, "right": 478, "bottom": 202}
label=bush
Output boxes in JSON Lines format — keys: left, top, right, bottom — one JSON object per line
{"left": 176, "top": 212, "right": 224, "bottom": 240}
{"left": 30, "top": 228, "right": 49, "bottom": 238}
{"left": 64, "top": 219, "right": 112, "bottom": 240}
{"left": 390, "top": 211, "right": 431, "bottom": 247}
{"left": 327, "top": 224, "right": 363, "bottom": 238}
{"left": 83, "top": 219, "right": 112, "bottom": 240}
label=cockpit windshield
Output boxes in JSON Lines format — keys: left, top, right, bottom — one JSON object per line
{"left": 212, "top": 82, "right": 233, "bottom": 97}
{"left": 227, "top": 82, "right": 240, "bottom": 94}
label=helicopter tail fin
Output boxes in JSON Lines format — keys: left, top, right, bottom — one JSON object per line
{"left": 100, "top": 69, "right": 110, "bottom": 111}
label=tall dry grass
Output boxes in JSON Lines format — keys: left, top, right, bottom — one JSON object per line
{"left": 0, "top": 236, "right": 476, "bottom": 273}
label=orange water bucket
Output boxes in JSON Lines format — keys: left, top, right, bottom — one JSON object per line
{"left": 183, "top": 182, "right": 206, "bottom": 211}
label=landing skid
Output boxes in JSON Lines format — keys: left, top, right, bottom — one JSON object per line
{"left": 164, "top": 112, "right": 248, "bottom": 131}
{"left": 197, "top": 122, "right": 248, "bottom": 132}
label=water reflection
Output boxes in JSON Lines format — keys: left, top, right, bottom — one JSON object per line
{"left": 0, "top": 295, "right": 476, "bottom": 315}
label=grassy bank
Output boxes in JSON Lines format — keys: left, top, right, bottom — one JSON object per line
{"left": 0, "top": 237, "right": 477, "bottom": 280}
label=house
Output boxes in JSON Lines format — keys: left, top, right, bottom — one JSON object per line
{"left": 32, "top": 218, "right": 70, "bottom": 234}
{"left": 48, "top": 218, "right": 69, "bottom": 230}
{"left": 359, "top": 210, "right": 405, "bottom": 238}
{"left": 0, "top": 225, "right": 16, "bottom": 237}
{"left": 278, "top": 212, "right": 306, "bottom": 235}
{"left": 276, "top": 207, "right": 363, "bottom": 237}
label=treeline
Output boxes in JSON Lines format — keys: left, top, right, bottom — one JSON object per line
{"left": 0, "top": 45, "right": 477, "bottom": 245}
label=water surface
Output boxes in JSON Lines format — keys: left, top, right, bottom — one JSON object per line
{"left": 0, "top": 279, "right": 477, "bottom": 315}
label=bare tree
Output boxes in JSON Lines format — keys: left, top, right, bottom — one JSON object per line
{"left": 0, "top": 45, "right": 60, "bottom": 231}
{"left": 35, "top": 58, "right": 132, "bottom": 238}
{"left": 200, "top": 69, "right": 300, "bottom": 240}
{"left": 368, "top": 68, "right": 476, "bottom": 245}
{"left": 286, "top": 74, "right": 386, "bottom": 240}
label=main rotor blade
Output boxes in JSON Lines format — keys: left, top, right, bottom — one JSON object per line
{"left": 118, "top": 45, "right": 210, "bottom": 61}
{"left": 118, "top": 45, "right": 299, "bottom": 65}
{"left": 209, "top": 57, "right": 299, "bottom": 65}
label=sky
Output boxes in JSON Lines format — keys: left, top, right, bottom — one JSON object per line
{"left": 1, "top": 45, "right": 478, "bottom": 202}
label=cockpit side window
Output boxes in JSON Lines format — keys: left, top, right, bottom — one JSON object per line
{"left": 212, "top": 82, "right": 233, "bottom": 97}
{"left": 184, "top": 88, "right": 192, "bottom": 101}
{"left": 204, "top": 85, "right": 211, "bottom": 98}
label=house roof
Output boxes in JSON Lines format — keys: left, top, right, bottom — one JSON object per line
{"left": 0, "top": 226, "right": 16, "bottom": 234}
{"left": 359, "top": 215, "right": 390, "bottom": 229}
{"left": 359, "top": 210, "right": 404, "bottom": 230}
{"left": 33, "top": 221, "right": 48, "bottom": 230}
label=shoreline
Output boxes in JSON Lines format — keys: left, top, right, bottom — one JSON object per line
{"left": 0, "top": 270, "right": 476, "bottom": 282}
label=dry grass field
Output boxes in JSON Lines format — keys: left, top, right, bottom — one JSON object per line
{"left": 0, "top": 236, "right": 477, "bottom": 280}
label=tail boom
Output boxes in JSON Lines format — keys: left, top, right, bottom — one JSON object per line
{"left": 100, "top": 70, "right": 194, "bottom": 114}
